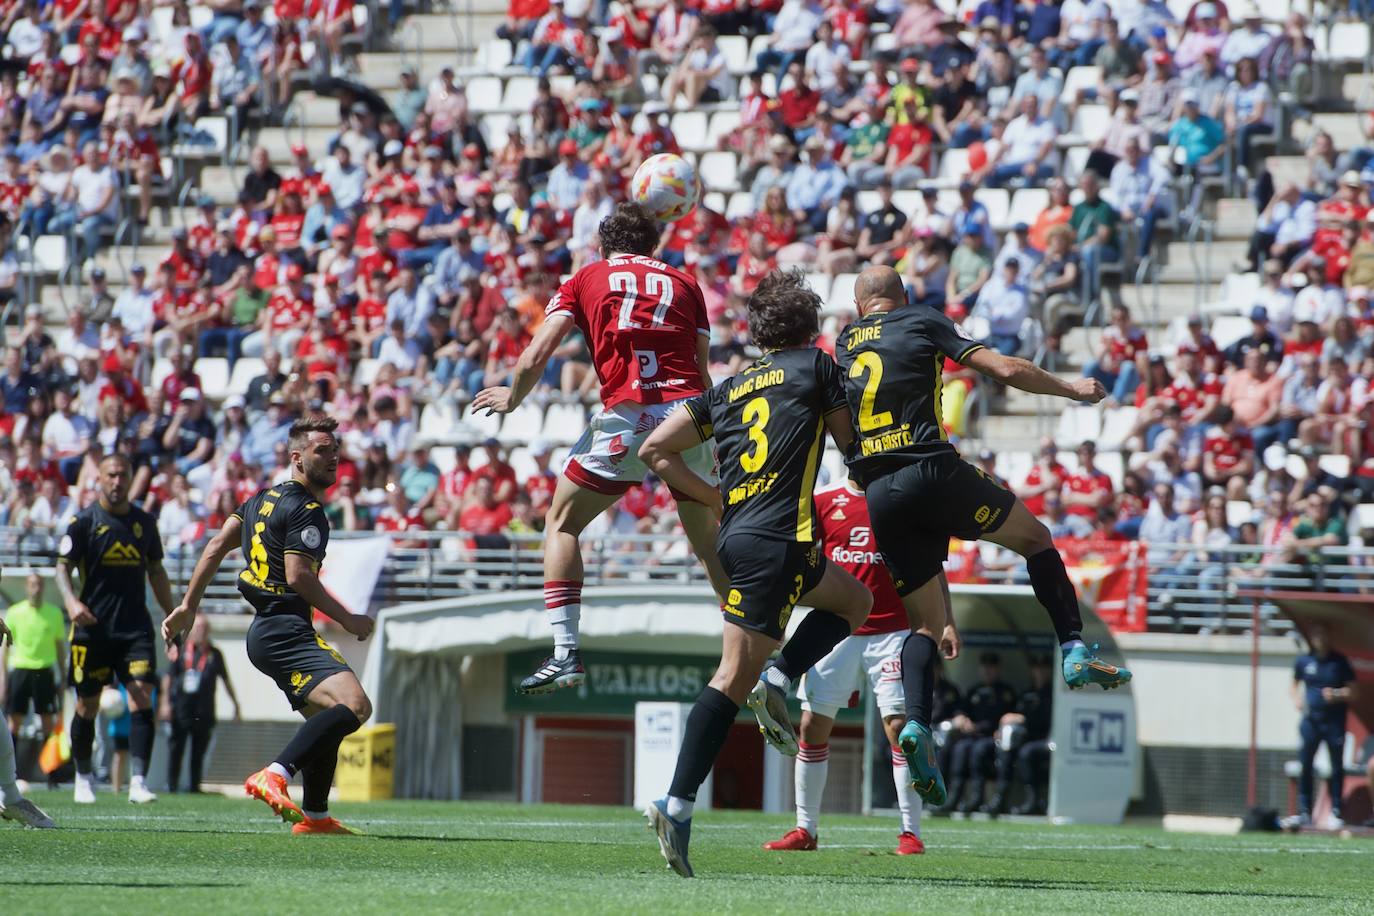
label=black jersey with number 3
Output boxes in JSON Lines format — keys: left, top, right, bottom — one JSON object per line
{"left": 836, "top": 305, "right": 984, "bottom": 483}
{"left": 233, "top": 479, "right": 330, "bottom": 621}
{"left": 684, "top": 347, "right": 846, "bottom": 542}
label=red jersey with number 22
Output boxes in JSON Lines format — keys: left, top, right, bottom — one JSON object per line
{"left": 545, "top": 255, "right": 709, "bottom": 409}
{"left": 813, "top": 483, "right": 906, "bottom": 636}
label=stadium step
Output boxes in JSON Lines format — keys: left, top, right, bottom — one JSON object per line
{"left": 396, "top": 13, "right": 503, "bottom": 53}
{"left": 1157, "top": 239, "right": 1251, "bottom": 283}
{"left": 1298, "top": 111, "right": 1366, "bottom": 150}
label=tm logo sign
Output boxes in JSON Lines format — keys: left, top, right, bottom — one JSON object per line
{"left": 1071, "top": 710, "right": 1126, "bottom": 754}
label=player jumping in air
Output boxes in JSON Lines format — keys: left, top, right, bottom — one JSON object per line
{"left": 836, "top": 265, "right": 1130, "bottom": 808}
{"left": 0, "top": 617, "right": 56, "bottom": 827}
{"left": 471, "top": 202, "right": 728, "bottom": 694}
{"left": 762, "top": 478, "right": 953, "bottom": 856}
{"left": 638, "top": 269, "right": 873, "bottom": 878}
{"left": 56, "top": 453, "right": 177, "bottom": 805}
{"left": 164, "top": 415, "right": 375, "bottom": 836}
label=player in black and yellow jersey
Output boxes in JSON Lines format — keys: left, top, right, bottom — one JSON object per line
{"left": 835, "top": 265, "right": 1131, "bottom": 807}
{"left": 163, "top": 415, "right": 375, "bottom": 836}
{"left": 55, "top": 453, "right": 176, "bottom": 805}
{"left": 637, "top": 268, "right": 872, "bottom": 878}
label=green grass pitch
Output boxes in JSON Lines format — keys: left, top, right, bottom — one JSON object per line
{"left": 2, "top": 792, "right": 1370, "bottom": 913}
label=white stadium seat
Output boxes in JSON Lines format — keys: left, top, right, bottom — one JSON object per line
{"left": 542, "top": 403, "right": 587, "bottom": 445}
{"left": 974, "top": 188, "right": 1010, "bottom": 231}
{"left": 501, "top": 404, "right": 544, "bottom": 443}
{"left": 707, "top": 111, "right": 741, "bottom": 146}
{"left": 466, "top": 76, "right": 506, "bottom": 113}
{"left": 1007, "top": 188, "right": 1049, "bottom": 228}
{"left": 1060, "top": 66, "right": 1102, "bottom": 103}
{"left": 725, "top": 191, "right": 755, "bottom": 221}
{"left": 697, "top": 151, "right": 739, "bottom": 192}
{"left": 501, "top": 77, "right": 537, "bottom": 112}
{"left": 195, "top": 358, "right": 230, "bottom": 401}
{"left": 151, "top": 358, "right": 173, "bottom": 391}
{"left": 228, "top": 358, "right": 266, "bottom": 395}
{"left": 827, "top": 273, "right": 858, "bottom": 313}
{"left": 671, "top": 111, "right": 710, "bottom": 152}
{"left": 717, "top": 35, "right": 749, "bottom": 73}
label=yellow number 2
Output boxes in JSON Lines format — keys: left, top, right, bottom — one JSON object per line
{"left": 250, "top": 521, "right": 270, "bottom": 581}
{"left": 740, "top": 396, "right": 771, "bottom": 473}
{"left": 850, "top": 351, "right": 894, "bottom": 433}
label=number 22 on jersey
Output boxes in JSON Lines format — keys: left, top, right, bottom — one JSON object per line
{"left": 610, "top": 270, "right": 674, "bottom": 330}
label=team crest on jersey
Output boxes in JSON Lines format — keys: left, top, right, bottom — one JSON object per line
{"left": 101, "top": 542, "right": 142, "bottom": 566}
{"left": 300, "top": 526, "right": 322, "bottom": 549}
{"left": 606, "top": 434, "right": 629, "bottom": 465}
{"left": 95, "top": 524, "right": 110, "bottom": 536}
{"left": 133, "top": 521, "right": 143, "bottom": 539}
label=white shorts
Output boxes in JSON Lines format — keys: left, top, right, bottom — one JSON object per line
{"left": 563, "top": 399, "right": 717, "bottom": 500}
{"left": 799, "top": 629, "right": 908, "bottom": 719}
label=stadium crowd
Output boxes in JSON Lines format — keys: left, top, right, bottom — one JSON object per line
{"left": 0, "top": 0, "right": 1372, "bottom": 594}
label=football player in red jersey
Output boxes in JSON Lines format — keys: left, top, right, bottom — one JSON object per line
{"left": 761, "top": 478, "right": 955, "bottom": 857}
{"left": 472, "top": 202, "right": 728, "bottom": 693}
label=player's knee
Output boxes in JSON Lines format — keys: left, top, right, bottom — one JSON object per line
{"left": 348, "top": 693, "right": 373, "bottom": 724}
{"left": 839, "top": 578, "right": 872, "bottom": 628}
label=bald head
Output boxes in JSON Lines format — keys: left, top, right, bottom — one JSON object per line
{"left": 854, "top": 266, "right": 905, "bottom": 316}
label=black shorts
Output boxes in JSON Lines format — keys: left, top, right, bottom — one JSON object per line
{"left": 246, "top": 614, "right": 352, "bottom": 711}
{"left": 717, "top": 533, "right": 828, "bottom": 640}
{"left": 866, "top": 452, "right": 1017, "bottom": 595}
{"left": 69, "top": 629, "right": 158, "bottom": 698}
{"left": 5, "top": 667, "right": 60, "bottom": 715}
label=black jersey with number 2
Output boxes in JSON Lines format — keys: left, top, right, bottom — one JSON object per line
{"left": 233, "top": 479, "right": 330, "bottom": 621}
{"left": 836, "top": 305, "right": 985, "bottom": 483}
{"left": 57, "top": 503, "right": 164, "bottom": 639}
{"left": 684, "top": 347, "right": 847, "bottom": 542}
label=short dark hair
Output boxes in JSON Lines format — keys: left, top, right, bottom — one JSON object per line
{"left": 98, "top": 451, "right": 132, "bottom": 471}
{"left": 287, "top": 414, "right": 338, "bottom": 453}
{"left": 598, "top": 202, "right": 661, "bottom": 257}
{"left": 746, "top": 268, "right": 821, "bottom": 351}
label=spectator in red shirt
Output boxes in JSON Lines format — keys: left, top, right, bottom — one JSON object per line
{"left": 458, "top": 477, "right": 514, "bottom": 546}
{"left": 437, "top": 443, "right": 474, "bottom": 526}
{"left": 1015, "top": 437, "right": 1067, "bottom": 516}
{"left": 777, "top": 61, "right": 821, "bottom": 134}
{"left": 524, "top": 439, "right": 557, "bottom": 516}
{"left": 159, "top": 347, "right": 202, "bottom": 404}
{"left": 374, "top": 482, "right": 427, "bottom": 548}
{"left": 886, "top": 96, "right": 934, "bottom": 187}
{"left": 473, "top": 437, "right": 517, "bottom": 504}
{"left": 1063, "top": 440, "right": 1115, "bottom": 519}
{"left": 1201, "top": 405, "right": 1256, "bottom": 498}
{"left": 497, "top": 0, "right": 552, "bottom": 50}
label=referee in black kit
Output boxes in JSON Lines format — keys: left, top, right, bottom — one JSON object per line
{"left": 55, "top": 453, "right": 176, "bottom": 805}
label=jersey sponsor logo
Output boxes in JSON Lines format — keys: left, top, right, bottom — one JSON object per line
{"left": 975, "top": 504, "right": 1003, "bottom": 530}
{"left": 832, "top": 545, "right": 883, "bottom": 566}
{"left": 722, "top": 588, "right": 744, "bottom": 618}
{"left": 95, "top": 524, "right": 110, "bottom": 536}
{"left": 727, "top": 472, "right": 779, "bottom": 506}
{"left": 100, "top": 542, "right": 143, "bottom": 566}
{"left": 632, "top": 375, "right": 690, "bottom": 391}
{"left": 126, "top": 659, "right": 152, "bottom": 678}
{"left": 300, "top": 526, "right": 322, "bottom": 549}
{"left": 633, "top": 410, "right": 665, "bottom": 437}
{"left": 830, "top": 507, "right": 846, "bottom": 520}
{"left": 859, "top": 426, "right": 914, "bottom": 456}
{"left": 726, "top": 368, "right": 785, "bottom": 402}
{"left": 633, "top": 349, "right": 660, "bottom": 378}
{"left": 606, "top": 434, "right": 629, "bottom": 466}
{"left": 289, "top": 671, "right": 314, "bottom": 695}
{"left": 953, "top": 321, "right": 975, "bottom": 341}
{"left": 848, "top": 527, "right": 871, "bottom": 548}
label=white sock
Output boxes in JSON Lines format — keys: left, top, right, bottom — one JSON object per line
{"left": 75, "top": 771, "right": 93, "bottom": 788}
{"left": 795, "top": 742, "right": 829, "bottom": 836}
{"left": 665, "top": 795, "right": 694, "bottom": 821}
{"left": 1061, "top": 639, "right": 1086, "bottom": 652}
{"left": 892, "top": 748, "right": 923, "bottom": 837}
{"left": 267, "top": 762, "right": 291, "bottom": 779}
{"left": 0, "top": 729, "right": 20, "bottom": 805}
{"left": 546, "top": 581, "right": 583, "bottom": 660}
{"left": 764, "top": 665, "right": 791, "bottom": 693}
{"left": 130, "top": 774, "right": 146, "bottom": 791}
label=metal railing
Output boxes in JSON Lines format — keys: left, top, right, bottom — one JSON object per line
{"left": 2, "top": 528, "right": 1369, "bottom": 637}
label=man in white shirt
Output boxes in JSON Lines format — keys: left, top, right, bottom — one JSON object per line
{"left": 1220, "top": 4, "right": 1273, "bottom": 73}
{"left": 111, "top": 264, "right": 156, "bottom": 338}
{"left": 7, "top": 2, "right": 44, "bottom": 58}
{"left": 1108, "top": 140, "right": 1171, "bottom": 260}
{"left": 320, "top": 143, "right": 364, "bottom": 210}
{"left": 55, "top": 306, "right": 100, "bottom": 367}
{"left": 804, "top": 19, "right": 851, "bottom": 93}
{"left": 972, "top": 258, "right": 1031, "bottom": 355}
{"left": 43, "top": 386, "right": 92, "bottom": 482}
{"left": 48, "top": 141, "right": 117, "bottom": 264}
{"left": 988, "top": 95, "right": 1058, "bottom": 187}
{"left": 757, "top": 0, "right": 823, "bottom": 83}
{"left": 1009, "top": 46, "right": 1064, "bottom": 121}
{"left": 1056, "top": 0, "right": 1110, "bottom": 68}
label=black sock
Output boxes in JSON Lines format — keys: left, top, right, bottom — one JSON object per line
{"left": 901, "top": 633, "right": 938, "bottom": 727}
{"left": 777, "top": 610, "right": 853, "bottom": 681}
{"left": 667, "top": 686, "right": 739, "bottom": 804}
{"left": 129, "top": 709, "right": 155, "bottom": 778}
{"left": 1026, "top": 548, "right": 1083, "bottom": 644}
{"left": 300, "top": 742, "right": 342, "bottom": 815}
{"left": 70, "top": 713, "right": 96, "bottom": 775}
{"left": 274, "top": 705, "right": 362, "bottom": 776}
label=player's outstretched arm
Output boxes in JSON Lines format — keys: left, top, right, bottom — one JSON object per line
{"left": 164, "top": 516, "right": 243, "bottom": 643}
{"left": 284, "top": 553, "right": 374, "bottom": 641}
{"left": 470, "top": 313, "right": 573, "bottom": 415}
{"left": 639, "top": 409, "right": 723, "bottom": 519}
{"left": 963, "top": 348, "right": 1106, "bottom": 403}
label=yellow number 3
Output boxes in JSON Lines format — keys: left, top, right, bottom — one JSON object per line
{"left": 740, "top": 396, "right": 770, "bottom": 473}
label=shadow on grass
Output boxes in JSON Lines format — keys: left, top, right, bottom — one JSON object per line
{"left": 720, "top": 873, "right": 1325, "bottom": 901}
{"left": 0, "top": 881, "right": 232, "bottom": 889}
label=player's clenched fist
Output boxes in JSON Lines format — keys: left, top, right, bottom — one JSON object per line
{"left": 1071, "top": 377, "right": 1107, "bottom": 404}
{"left": 344, "top": 613, "right": 375, "bottom": 640}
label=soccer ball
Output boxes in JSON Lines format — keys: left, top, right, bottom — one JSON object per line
{"left": 100, "top": 687, "right": 127, "bottom": 719}
{"left": 631, "top": 153, "right": 700, "bottom": 223}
